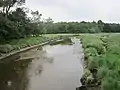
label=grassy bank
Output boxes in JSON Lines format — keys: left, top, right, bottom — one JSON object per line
{"left": 77, "top": 34, "right": 120, "bottom": 90}
{"left": 0, "top": 35, "right": 70, "bottom": 57}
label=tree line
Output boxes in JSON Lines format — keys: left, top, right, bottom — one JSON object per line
{"left": 45, "top": 20, "right": 120, "bottom": 34}
{"left": 0, "top": 0, "right": 120, "bottom": 42}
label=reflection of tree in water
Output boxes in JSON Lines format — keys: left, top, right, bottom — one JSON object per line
{"left": 49, "top": 38, "right": 72, "bottom": 46}
{"left": 0, "top": 56, "right": 33, "bottom": 90}
{"left": 34, "top": 64, "right": 43, "bottom": 76}
{"left": 34, "top": 49, "right": 54, "bottom": 64}
{"left": 45, "top": 57, "right": 54, "bottom": 63}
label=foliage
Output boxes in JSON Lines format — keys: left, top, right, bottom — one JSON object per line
{"left": 0, "top": 0, "right": 120, "bottom": 43}
{"left": 0, "top": 0, "right": 44, "bottom": 42}
{"left": 0, "top": 35, "right": 68, "bottom": 54}
{"left": 0, "top": 44, "right": 13, "bottom": 53}
{"left": 78, "top": 34, "right": 120, "bottom": 90}
{"left": 42, "top": 21, "right": 120, "bottom": 34}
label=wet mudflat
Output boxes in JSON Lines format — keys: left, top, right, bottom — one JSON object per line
{"left": 0, "top": 38, "right": 84, "bottom": 90}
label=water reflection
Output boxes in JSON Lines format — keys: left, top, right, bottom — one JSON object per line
{"left": 0, "top": 57, "right": 32, "bottom": 90}
{"left": 0, "top": 38, "right": 84, "bottom": 90}
{"left": 27, "top": 38, "right": 83, "bottom": 90}
{"left": 0, "top": 47, "right": 50, "bottom": 90}
{"left": 49, "top": 38, "right": 72, "bottom": 46}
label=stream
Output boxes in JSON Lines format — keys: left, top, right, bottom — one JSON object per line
{"left": 0, "top": 38, "right": 84, "bottom": 90}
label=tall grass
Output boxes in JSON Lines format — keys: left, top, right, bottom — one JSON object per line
{"left": 0, "top": 35, "right": 69, "bottom": 54}
{"left": 77, "top": 34, "right": 120, "bottom": 90}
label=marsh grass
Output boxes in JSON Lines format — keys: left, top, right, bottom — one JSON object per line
{"left": 0, "top": 35, "right": 70, "bottom": 54}
{"left": 78, "top": 34, "right": 120, "bottom": 90}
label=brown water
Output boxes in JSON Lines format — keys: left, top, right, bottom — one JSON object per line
{"left": 0, "top": 38, "right": 84, "bottom": 90}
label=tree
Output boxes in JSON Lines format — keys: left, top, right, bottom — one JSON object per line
{"left": 103, "top": 24, "right": 112, "bottom": 33}
{"left": 31, "top": 10, "right": 42, "bottom": 23}
{"left": 97, "top": 20, "right": 104, "bottom": 24}
{"left": 0, "top": 0, "right": 25, "bottom": 19}
{"left": 45, "top": 17, "right": 53, "bottom": 23}
{"left": 30, "top": 10, "right": 44, "bottom": 36}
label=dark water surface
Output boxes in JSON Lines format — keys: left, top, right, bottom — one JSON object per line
{"left": 0, "top": 38, "right": 84, "bottom": 90}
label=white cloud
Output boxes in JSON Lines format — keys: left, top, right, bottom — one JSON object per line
{"left": 25, "top": 0, "right": 120, "bottom": 23}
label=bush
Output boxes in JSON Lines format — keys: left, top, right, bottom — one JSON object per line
{"left": 88, "top": 56, "right": 99, "bottom": 70}
{"left": 0, "top": 44, "right": 13, "bottom": 53}
{"left": 85, "top": 47, "right": 98, "bottom": 57}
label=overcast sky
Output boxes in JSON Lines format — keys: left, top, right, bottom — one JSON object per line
{"left": 26, "top": 0, "right": 120, "bottom": 23}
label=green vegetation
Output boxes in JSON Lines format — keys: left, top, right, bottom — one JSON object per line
{"left": 40, "top": 21, "right": 120, "bottom": 34}
{"left": 77, "top": 34, "right": 120, "bottom": 90}
{"left": 0, "top": 0, "right": 120, "bottom": 44}
{"left": 0, "top": 35, "right": 69, "bottom": 55}
{"left": 1, "top": 0, "right": 120, "bottom": 90}
{"left": 1, "top": 1, "right": 120, "bottom": 89}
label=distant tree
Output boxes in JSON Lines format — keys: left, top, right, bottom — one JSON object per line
{"left": 97, "top": 20, "right": 104, "bottom": 24}
{"left": 97, "top": 20, "right": 104, "bottom": 32}
{"left": 103, "top": 24, "right": 112, "bottom": 32}
{"left": 45, "top": 17, "right": 53, "bottom": 23}
{"left": 31, "top": 10, "right": 42, "bottom": 23}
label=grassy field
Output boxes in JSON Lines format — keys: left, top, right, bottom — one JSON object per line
{"left": 77, "top": 34, "right": 120, "bottom": 90}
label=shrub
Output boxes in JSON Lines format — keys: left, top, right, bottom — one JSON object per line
{"left": 88, "top": 56, "right": 99, "bottom": 70}
{"left": 0, "top": 44, "right": 13, "bottom": 53}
